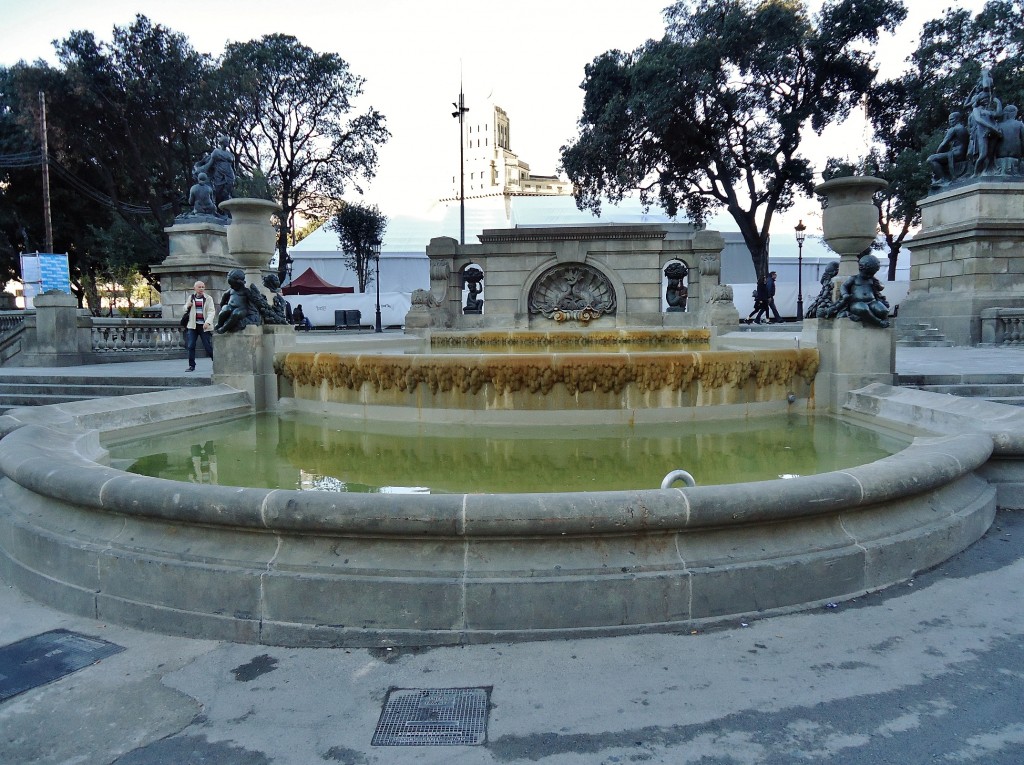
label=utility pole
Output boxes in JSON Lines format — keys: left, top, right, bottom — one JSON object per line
{"left": 39, "top": 91, "right": 53, "bottom": 254}
{"left": 451, "top": 85, "right": 469, "bottom": 245}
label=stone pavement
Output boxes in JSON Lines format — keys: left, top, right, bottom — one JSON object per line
{"left": 0, "top": 344, "right": 1022, "bottom": 764}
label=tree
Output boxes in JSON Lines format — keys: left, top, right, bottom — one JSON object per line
{"left": 293, "top": 216, "right": 327, "bottom": 246}
{"left": 560, "top": 0, "right": 906, "bottom": 279}
{"left": 216, "top": 35, "right": 390, "bottom": 282}
{"left": 49, "top": 17, "right": 220, "bottom": 284}
{"left": 328, "top": 202, "right": 387, "bottom": 293}
{"left": 853, "top": 0, "right": 1024, "bottom": 280}
{"left": 2, "top": 16, "right": 221, "bottom": 304}
{"left": 1, "top": 62, "right": 116, "bottom": 307}
{"left": 0, "top": 65, "right": 43, "bottom": 286}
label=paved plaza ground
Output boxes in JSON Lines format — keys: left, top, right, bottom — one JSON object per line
{"left": 0, "top": 343, "right": 1022, "bottom": 764}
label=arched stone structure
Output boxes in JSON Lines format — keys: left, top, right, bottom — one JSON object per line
{"left": 415, "top": 224, "right": 737, "bottom": 332}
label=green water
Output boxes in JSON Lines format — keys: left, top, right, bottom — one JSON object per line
{"left": 106, "top": 412, "right": 908, "bottom": 494}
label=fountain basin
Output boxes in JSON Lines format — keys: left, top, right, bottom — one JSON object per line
{"left": 0, "top": 385, "right": 1002, "bottom": 647}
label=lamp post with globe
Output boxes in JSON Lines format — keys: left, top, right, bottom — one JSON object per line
{"left": 372, "top": 236, "right": 382, "bottom": 333}
{"left": 795, "top": 220, "right": 807, "bottom": 321}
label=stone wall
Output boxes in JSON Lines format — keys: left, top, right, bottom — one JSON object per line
{"left": 412, "top": 223, "right": 738, "bottom": 331}
{"left": 900, "top": 180, "right": 1024, "bottom": 345}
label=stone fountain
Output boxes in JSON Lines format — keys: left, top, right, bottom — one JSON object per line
{"left": 0, "top": 180, "right": 1013, "bottom": 647}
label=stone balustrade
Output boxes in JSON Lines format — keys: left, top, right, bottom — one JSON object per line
{"left": 89, "top": 319, "right": 186, "bottom": 355}
{"left": 1, "top": 299, "right": 188, "bottom": 366}
{"left": 980, "top": 308, "right": 1024, "bottom": 345}
{"left": 0, "top": 311, "right": 26, "bottom": 335}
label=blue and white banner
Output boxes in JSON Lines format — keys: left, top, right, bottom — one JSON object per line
{"left": 20, "top": 252, "right": 71, "bottom": 307}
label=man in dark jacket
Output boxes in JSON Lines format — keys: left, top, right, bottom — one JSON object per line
{"left": 765, "top": 271, "right": 782, "bottom": 323}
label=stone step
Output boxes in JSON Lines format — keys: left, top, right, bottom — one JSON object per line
{"left": 1, "top": 385, "right": 250, "bottom": 431}
{"left": 0, "top": 374, "right": 209, "bottom": 388}
{"left": 0, "top": 374, "right": 211, "bottom": 413}
{"left": 895, "top": 320, "right": 952, "bottom": 347}
{"left": 0, "top": 383, "right": 181, "bottom": 397}
{"left": 897, "top": 373, "right": 1024, "bottom": 386}
{"left": 0, "top": 393, "right": 142, "bottom": 412}
{"left": 917, "top": 384, "right": 1024, "bottom": 397}
{"left": 896, "top": 339, "right": 955, "bottom": 347}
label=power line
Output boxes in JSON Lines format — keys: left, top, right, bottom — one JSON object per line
{"left": 0, "top": 148, "right": 178, "bottom": 215}
{"left": 0, "top": 149, "right": 42, "bottom": 168}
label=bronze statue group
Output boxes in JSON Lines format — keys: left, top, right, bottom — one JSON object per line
{"left": 928, "top": 68, "right": 1024, "bottom": 186}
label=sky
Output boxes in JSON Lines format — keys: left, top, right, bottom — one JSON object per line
{"left": 0, "top": 0, "right": 988, "bottom": 235}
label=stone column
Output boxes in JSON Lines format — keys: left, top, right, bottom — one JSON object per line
{"left": 692, "top": 230, "right": 739, "bottom": 329}
{"left": 406, "top": 237, "right": 457, "bottom": 331}
{"left": 25, "top": 291, "right": 88, "bottom": 366}
{"left": 812, "top": 175, "right": 895, "bottom": 411}
{"left": 815, "top": 321, "right": 894, "bottom": 412}
{"left": 206, "top": 202, "right": 286, "bottom": 411}
{"left": 898, "top": 180, "right": 1024, "bottom": 346}
{"left": 212, "top": 325, "right": 294, "bottom": 412}
{"left": 154, "top": 221, "right": 235, "bottom": 320}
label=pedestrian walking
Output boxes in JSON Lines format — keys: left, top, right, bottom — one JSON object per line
{"left": 765, "top": 271, "right": 783, "bottom": 322}
{"left": 747, "top": 278, "right": 769, "bottom": 323}
{"left": 183, "top": 280, "right": 214, "bottom": 371}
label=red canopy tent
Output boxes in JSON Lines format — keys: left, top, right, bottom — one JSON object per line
{"left": 281, "top": 267, "right": 353, "bottom": 295}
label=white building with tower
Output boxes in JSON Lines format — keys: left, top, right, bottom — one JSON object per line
{"left": 445, "top": 103, "right": 572, "bottom": 200}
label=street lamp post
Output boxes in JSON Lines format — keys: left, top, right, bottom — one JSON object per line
{"left": 372, "top": 237, "right": 382, "bottom": 333}
{"left": 452, "top": 86, "right": 469, "bottom": 246}
{"left": 795, "top": 219, "right": 807, "bottom": 321}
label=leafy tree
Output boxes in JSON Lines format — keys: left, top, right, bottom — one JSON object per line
{"left": 0, "top": 63, "right": 116, "bottom": 307}
{"left": 560, "top": 0, "right": 906, "bottom": 279}
{"left": 0, "top": 65, "right": 42, "bottom": 286}
{"left": 328, "top": 202, "right": 387, "bottom": 293}
{"left": 871, "top": 0, "right": 1024, "bottom": 154}
{"left": 852, "top": 0, "right": 1024, "bottom": 280}
{"left": 2, "top": 16, "right": 221, "bottom": 303}
{"left": 48, "top": 16, "right": 219, "bottom": 285}
{"left": 216, "top": 35, "right": 390, "bottom": 282}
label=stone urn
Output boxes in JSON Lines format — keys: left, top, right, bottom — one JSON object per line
{"left": 219, "top": 197, "right": 280, "bottom": 289}
{"left": 813, "top": 176, "right": 888, "bottom": 277}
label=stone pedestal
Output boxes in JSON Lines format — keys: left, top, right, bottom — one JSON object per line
{"left": 899, "top": 180, "right": 1024, "bottom": 346}
{"left": 23, "top": 291, "right": 88, "bottom": 366}
{"left": 212, "top": 325, "right": 294, "bottom": 412}
{"left": 155, "top": 221, "right": 236, "bottom": 320}
{"left": 815, "top": 321, "right": 895, "bottom": 412}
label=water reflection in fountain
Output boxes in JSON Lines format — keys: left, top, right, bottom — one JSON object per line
{"left": 109, "top": 411, "right": 907, "bottom": 494}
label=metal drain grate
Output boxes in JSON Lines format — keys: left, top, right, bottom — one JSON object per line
{"left": 0, "top": 629, "right": 124, "bottom": 702}
{"left": 372, "top": 687, "right": 490, "bottom": 746}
